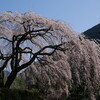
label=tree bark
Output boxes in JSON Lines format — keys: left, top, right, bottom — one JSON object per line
{"left": 0, "top": 71, "right": 4, "bottom": 87}
{"left": 4, "top": 70, "right": 17, "bottom": 88}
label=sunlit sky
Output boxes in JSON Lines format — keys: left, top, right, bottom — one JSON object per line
{"left": 0, "top": 0, "right": 100, "bottom": 33}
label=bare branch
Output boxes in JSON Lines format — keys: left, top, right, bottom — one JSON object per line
{"left": 0, "top": 55, "right": 12, "bottom": 72}
{"left": 0, "top": 37, "right": 12, "bottom": 42}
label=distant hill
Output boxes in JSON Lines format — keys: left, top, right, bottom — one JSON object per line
{"left": 83, "top": 24, "right": 100, "bottom": 44}
{"left": 83, "top": 23, "right": 100, "bottom": 39}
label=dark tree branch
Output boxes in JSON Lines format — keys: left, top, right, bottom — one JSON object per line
{"left": 0, "top": 37, "right": 12, "bottom": 42}
{"left": 0, "top": 17, "right": 66, "bottom": 88}
{"left": 0, "top": 55, "right": 12, "bottom": 72}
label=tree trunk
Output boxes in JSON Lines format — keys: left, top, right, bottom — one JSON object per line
{"left": 0, "top": 71, "right": 4, "bottom": 88}
{"left": 4, "top": 71, "right": 17, "bottom": 88}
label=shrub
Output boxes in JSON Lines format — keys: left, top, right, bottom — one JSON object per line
{"left": 67, "top": 82, "right": 89, "bottom": 100}
{"left": 0, "top": 88, "right": 43, "bottom": 100}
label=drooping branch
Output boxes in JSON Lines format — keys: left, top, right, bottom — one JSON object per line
{"left": 0, "top": 13, "right": 68, "bottom": 88}
{"left": 0, "top": 37, "right": 12, "bottom": 42}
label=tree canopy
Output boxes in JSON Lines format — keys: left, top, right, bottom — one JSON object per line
{"left": 0, "top": 12, "right": 73, "bottom": 88}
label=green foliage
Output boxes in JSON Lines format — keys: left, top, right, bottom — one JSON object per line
{"left": 2, "top": 77, "right": 43, "bottom": 100}
{"left": 67, "top": 82, "right": 89, "bottom": 100}
{"left": 96, "top": 95, "right": 100, "bottom": 100}
{"left": 31, "top": 88, "right": 43, "bottom": 99}
{"left": 0, "top": 88, "right": 43, "bottom": 100}
{"left": 4, "top": 77, "right": 26, "bottom": 89}
{"left": 11, "top": 77, "right": 26, "bottom": 89}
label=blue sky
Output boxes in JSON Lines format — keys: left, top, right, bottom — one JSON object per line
{"left": 0, "top": 0, "right": 100, "bottom": 33}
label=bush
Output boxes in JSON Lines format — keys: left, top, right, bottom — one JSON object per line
{"left": 0, "top": 88, "right": 43, "bottom": 100}
{"left": 67, "top": 82, "right": 89, "bottom": 100}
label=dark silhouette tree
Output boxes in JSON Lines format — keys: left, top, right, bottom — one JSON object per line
{"left": 0, "top": 12, "right": 66, "bottom": 88}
